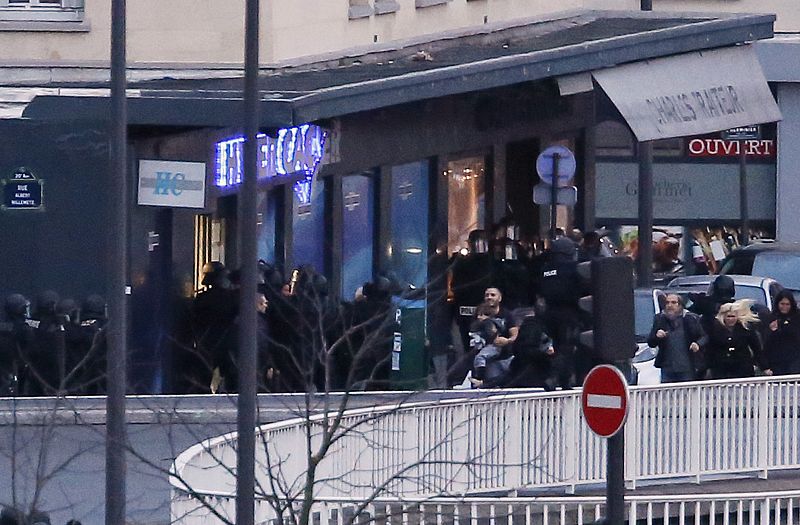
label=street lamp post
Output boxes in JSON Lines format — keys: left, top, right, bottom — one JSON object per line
{"left": 236, "top": 1, "right": 260, "bottom": 525}
{"left": 107, "top": 0, "right": 128, "bottom": 523}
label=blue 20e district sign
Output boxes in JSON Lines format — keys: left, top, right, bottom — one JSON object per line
{"left": 2, "top": 168, "right": 43, "bottom": 211}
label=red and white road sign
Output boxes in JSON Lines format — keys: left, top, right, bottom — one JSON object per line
{"left": 581, "top": 365, "right": 630, "bottom": 438}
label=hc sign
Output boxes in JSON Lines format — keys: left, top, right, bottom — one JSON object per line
{"left": 138, "top": 160, "right": 206, "bottom": 208}
{"left": 153, "top": 171, "right": 187, "bottom": 196}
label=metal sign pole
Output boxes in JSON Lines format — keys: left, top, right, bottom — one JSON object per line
{"left": 607, "top": 432, "right": 625, "bottom": 524}
{"left": 550, "top": 153, "right": 560, "bottom": 240}
{"left": 637, "top": 141, "right": 653, "bottom": 287}
{"left": 739, "top": 143, "right": 750, "bottom": 245}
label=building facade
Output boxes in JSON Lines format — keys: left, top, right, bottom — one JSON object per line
{"left": 0, "top": 0, "right": 790, "bottom": 391}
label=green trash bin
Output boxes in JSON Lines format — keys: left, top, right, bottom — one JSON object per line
{"left": 390, "top": 301, "right": 428, "bottom": 390}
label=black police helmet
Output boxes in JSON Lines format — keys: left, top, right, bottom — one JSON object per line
{"left": 35, "top": 290, "right": 60, "bottom": 316}
{"left": 311, "top": 274, "right": 329, "bottom": 296}
{"left": 550, "top": 237, "right": 577, "bottom": 257}
{"left": 82, "top": 294, "right": 107, "bottom": 318}
{"left": 56, "top": 298, "right": 79, "bottom": 319}
{"left": 709, "top": 275, "right": 735, "bottom": 302}
{"left": 4, "top": 294, "right": 30, "bottom": 318}
{"left": 201, "top": 261, "right": 229, "bottom": 287}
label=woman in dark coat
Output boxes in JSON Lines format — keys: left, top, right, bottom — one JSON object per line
{"left": 706, "top": 299, "right": 762, "bottom": 380}
{"left": 763, "top": 290, "right": 800, "bottom": 376}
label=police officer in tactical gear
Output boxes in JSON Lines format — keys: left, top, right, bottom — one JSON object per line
{"left": 447, "top": 230, "right": 494, "bottom": 385}
{"left": 490, "top": 218, "right": 531, "bottom": 310}
{"left": 536, "top": 237, "right": 583, "bottom": 389}
{"left": 27, "top": 290, "right": 66, "bottom": 395}
{"left": 56, "top": 298, "right": 83, "bottom": 393}
{"left": 0, "top": 294, "right": 34, "bottom": 395}
{"left": 192, "top": 261, "right": 238, "bottom": 393}
{"left": 449, "top": 230, "right": 493, "bottom": 351}
{"left": 76, "top": 294, "right": 108, "bottom": 394}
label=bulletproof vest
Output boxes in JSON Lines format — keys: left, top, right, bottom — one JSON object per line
{"left": 538, "top": 260, "right": 581, "bottom": 308}
{"left": 29, "top": 315, "right": 66, "bottom": 393}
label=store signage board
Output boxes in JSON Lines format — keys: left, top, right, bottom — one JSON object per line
{"left": 582, "top": 365, "right": 630, "bottom": 438}
{"left": 721, "top": 125, "right": 761, "bottom": 141}
{"left": 687, "top": 138, "right": 774, "bottom": 158}
{"left": 2, "top": 168, "right": 43, "bottom": 211}
{"left": 214, "top": 124, "right": 328, "bottom": 189}
{"left": 595, "top": 161, "right": 775, "bottom": 221}
{"left": 138, "top": 160, "right": 207, "bottom": 208}
{"left": 593, "top": 46, "right": 781, "bottom": 142}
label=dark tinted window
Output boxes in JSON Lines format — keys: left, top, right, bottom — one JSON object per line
{"left": 719, "top": 253, "right": 755, "bottom": 275}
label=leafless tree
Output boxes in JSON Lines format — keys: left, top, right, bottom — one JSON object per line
{"left": 135, "top": 268, "right": 543, "bottom": 525}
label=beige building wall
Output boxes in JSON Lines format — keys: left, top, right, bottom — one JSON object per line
{"left": 0, "top": 0, "right": 627, "bottom": 68}
{"left": 0, "top": 0, "right": 792, "bottom": 69}
{"left": 654, "top": 0, "right": 798, "bottom": 32}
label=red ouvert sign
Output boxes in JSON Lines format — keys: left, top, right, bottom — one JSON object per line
{"left": 581, "top": 365, "right": 630, "bottom": 438}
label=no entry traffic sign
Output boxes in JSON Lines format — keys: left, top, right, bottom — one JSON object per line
{"left": 581, "top": 365, "right": 630, "bottom": 438}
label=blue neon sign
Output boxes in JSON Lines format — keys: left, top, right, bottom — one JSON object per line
{"left": 215, "top": 124, "right": 327, "bottom": 204}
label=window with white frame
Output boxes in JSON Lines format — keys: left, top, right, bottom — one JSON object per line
{"left": 0, "top": 0, "right": 84, "bottom": 22}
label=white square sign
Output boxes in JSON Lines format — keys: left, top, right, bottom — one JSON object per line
{"left": 138, "top": 160, "right": 206, "bottom": 208}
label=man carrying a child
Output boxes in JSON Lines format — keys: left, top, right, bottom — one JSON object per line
{"left": 469, "top": 287, "right": 519, "bottom": 387}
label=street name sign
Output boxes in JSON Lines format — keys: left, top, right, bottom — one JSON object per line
{"left": 2, "top": 167, "right": 43, "bottom": 211}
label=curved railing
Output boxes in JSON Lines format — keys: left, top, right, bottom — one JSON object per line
{"left": 173, "top": 490, "right": 800, "bottom": 525}
{"left": 171, "top": 375, "right": 800, "bottom": 524}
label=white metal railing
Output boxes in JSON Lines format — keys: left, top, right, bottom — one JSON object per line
{"left": 171, "top": 375, "right": 800, "bottom": 523}
{"left": 173, "top": 491, "right": 800, "bottom": 525}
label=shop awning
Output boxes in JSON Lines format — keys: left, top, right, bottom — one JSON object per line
{"left": 593, "top": 45, "right": 781, "bottom": 142}
{"left": 19, "top": 10, "right": 778, "bottom": 128}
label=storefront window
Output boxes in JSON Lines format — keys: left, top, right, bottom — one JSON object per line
{"left": 292, "top": 176, "right": 326, "bottom": 274}
{"left": 596, "top": 120, "right": 635, "bottom": 158}
{"left": 389, "top": 162, "right": 429, "bottom": 289}
{"left": 256, "top": 188, "right": 281, "bottom": 265}
{"left": 341, "top": 174, "right": 375, "bottom": 300}
{"left": 446, "top": 156, "right": 485, "bottom": 256}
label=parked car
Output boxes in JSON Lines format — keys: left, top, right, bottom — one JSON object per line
{"left": 719, "top": 241, "right": 800, "bottom": 299}
{"left": 665, "top": 274, "right": 783, "bottom": 311}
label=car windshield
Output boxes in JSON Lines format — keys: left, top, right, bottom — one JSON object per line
{"left": 753, "top": 253, "right": 800, "bottom": 291}
{"left": 634, "top": 293, "right": 655, "bottom": 339}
